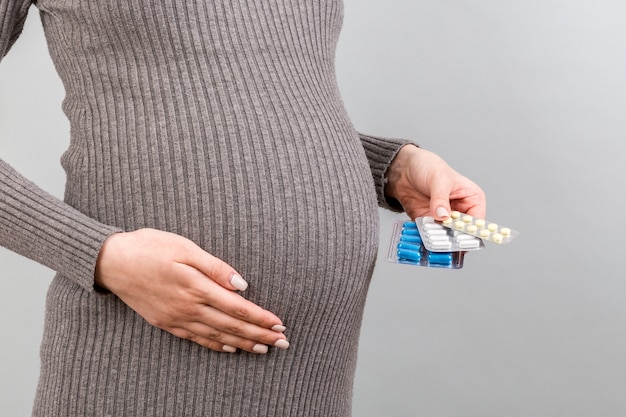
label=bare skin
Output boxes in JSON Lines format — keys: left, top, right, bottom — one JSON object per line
{"left": 95, "top": 145, "right": 486, "bottom": 354}
{"left": 385, "top": 145, "right": 486, "bottom": 221}
{"left": 95, "top": 229, "right": 289, "bottom": 354}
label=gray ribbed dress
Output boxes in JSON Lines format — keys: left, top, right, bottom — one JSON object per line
{"left": 1, "top": 1, "right": 410, "bottom": 416}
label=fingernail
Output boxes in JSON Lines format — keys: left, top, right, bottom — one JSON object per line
{"left": 252, "top": 344, "right": 268, "bottom": 354}
{"left": 436, "top": 207, "right": 449, "bottom": 218}
{"left": 223, "top": 345, "right": 237, "bottom": 353}
{"left": 271, "top": 324, "right": 286, "bottom": 332}
{"left": 274, "top": 339, "right": 290, "bottom": 350}
{"left": 230, "top": 274, "right": 248, "bottom": 291}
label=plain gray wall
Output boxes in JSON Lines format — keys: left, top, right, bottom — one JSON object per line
{"left": 1, "top": 1, "right": 625, "bottom": 416}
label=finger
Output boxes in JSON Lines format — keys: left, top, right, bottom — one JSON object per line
{"left": 169, "top": 326, "right": 238, "bottom": 353}
{"left": 181, "top": 244, "right": 249, "bottom": 292}
{"left": 196, "top": 304, "right": 289, "bottom": 346}
{"left": 184, "top": 317, "right": 290, "bottom": 354}
{"left": 449, "top": 181, "right": 487, "bottom": 219}
{"left": 177, "top": 263, "right": 286, "bottom": 330}
{"left": 427, "top": 177, "right": 454, "bottom": 221}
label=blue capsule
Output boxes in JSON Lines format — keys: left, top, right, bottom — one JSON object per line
{"left": 400, "top": 228, "right": 419, "bottom": 236}
{"left": 397, "top": 248, "right": 422, "bottom": 263}
{"left": 427, "top": 252, "right": 453, "bottom": 266}
{"left": 398, "top": 243, "right": 422, "bottom": 252}
{"left": 400, "top": 234, "right": 422, "bottom": 244}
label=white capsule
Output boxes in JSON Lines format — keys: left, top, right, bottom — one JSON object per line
{"left": 428, "top": 235, "right": 450, "bottom": 241}
{"left": 430, "top": 241, "right": 452, "bottom": 250}
{"left": 424, "top": 223, "right": 445, "bottom": 230}
{"left": 459, "top": 239, "right": 480, "bottom": 249}
{"left": 455, "top": 234, "right": 475, "bottom": 241}
{"left": 421, "top": 216, "right": 435, "bottom": 224}
{"left": 426, "top": 229, "right": 447, "bottom": 235}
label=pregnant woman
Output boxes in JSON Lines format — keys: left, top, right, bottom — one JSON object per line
{"left": 0, "top": 1, "right": 485, "bottom": 415}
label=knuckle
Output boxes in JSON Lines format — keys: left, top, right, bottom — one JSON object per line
{"left": 230, "top": 307, "right": 250, "bottom": 320}
{"left": 148, "top": 316, "right": 166, "bottom": 329}
{"left": 204, "top": 329, "right": 223, "bottom": 341}
{"left": 225, "top": 323, "right": 244, "bottom": 336}
{"left": 176, "top": 303, "right": 197, "bottom": 318}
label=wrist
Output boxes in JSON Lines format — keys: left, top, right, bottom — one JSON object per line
{"left": 94, "top": 232, "right": 126, "bottom": 292}
{"left": 384, "top": 144, "right": 420, "bottom": 200}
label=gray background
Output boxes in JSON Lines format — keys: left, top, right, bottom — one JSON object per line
{"left": 1, "top": 0, "right": 625, "bottom": 416}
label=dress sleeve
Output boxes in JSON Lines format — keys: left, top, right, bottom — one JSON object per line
{"left": 359, "top": 132, "right": 415, "bottom": 212}
{"left": 0, "top": 0, "right": 30, "bottom": 59}
{"left": 1, "top": 0, "right": 122, "bottom": 291}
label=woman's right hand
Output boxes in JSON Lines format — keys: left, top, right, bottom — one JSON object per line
{"left": 94, "top": 228, "right": 289, "bottom": 354}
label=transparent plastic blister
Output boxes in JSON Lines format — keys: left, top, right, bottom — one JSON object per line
{"left": 415, "top": 216, "right": 484, "bottom": 252}
{"left": 439, "top": 211, "right": 519, "bottom": 244}
{"left": 386, "top": 220, "right": 467, "bottom": 269}
{"left": 386, "top": 213, "right": 518, "bottom": 269}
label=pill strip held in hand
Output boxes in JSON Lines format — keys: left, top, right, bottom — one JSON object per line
{"left": 415, "top": 217, "right": 485, "bottom": 253}
{"left": 438, "top": 211, "right": 519, "bottom": 244}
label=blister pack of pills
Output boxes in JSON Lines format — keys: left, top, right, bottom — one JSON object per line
{"left": 439, "top": 211, "right": 519, "bottom": 244}
{"left": 386, "top": 211, "right": 518, "bottom": 269}
{"left": 386, "top": 220, "right": 467, "bottom": 269}
{"left": 415, "top": 217, "right": 484, "bottom": 252}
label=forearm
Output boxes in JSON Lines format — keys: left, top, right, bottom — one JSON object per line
{"left": 0, "top": 159, "right": 122, "bottom": 290}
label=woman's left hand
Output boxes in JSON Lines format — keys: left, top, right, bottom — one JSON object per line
{"left": 385, "top": 145, "right": 487, "bottom": 221}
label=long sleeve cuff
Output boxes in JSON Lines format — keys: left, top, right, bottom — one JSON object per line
{"left": 0, "top": 160, "right": 123, "bottom": 291}
{"left": 359, "top": 133, "right": 415, "bottom": 212}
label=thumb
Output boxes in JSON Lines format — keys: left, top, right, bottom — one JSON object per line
{"left": 428, "top": 181, "right": 452, "bottom": 221}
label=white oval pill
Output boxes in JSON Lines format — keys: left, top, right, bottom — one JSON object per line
{"left": 459, "top": 239, "right": 480, "bottom": 249}
{"left": 430, "top": 241, "right": 452, "bottom": 250}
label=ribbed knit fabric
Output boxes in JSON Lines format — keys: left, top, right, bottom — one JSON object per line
{"left": 1, "top": 1, "right": 412, "bottom": 416}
